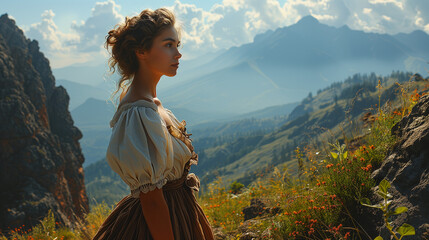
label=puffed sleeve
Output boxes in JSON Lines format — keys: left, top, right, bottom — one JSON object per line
{"left": 106, "top": 106, "right": 174, "bottom": 198}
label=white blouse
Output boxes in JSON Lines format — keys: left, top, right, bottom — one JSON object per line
{"left": 106, "top": 99, "right": 194, "bottom": 198}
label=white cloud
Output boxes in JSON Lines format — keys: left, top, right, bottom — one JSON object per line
{"left": 26, "top": 10, "right": 84, "bottom": 68}
{"left": 27, "top": 10, "right": 77, "bottom": 51}
{"left": 363, "top": 8, "right": 372, "bottom": 14}
{"left": 368, "top": 0, "right": 404, "bottom": 10}
{"left": 169, "top": 2, "right": 223, "bottom": 58}
{"left": 71, "top": 0, "right": 123, "bottom": 52}
{"left": 25, "top": 1, "right": 123, "bottom": 68}
{"left": 26, "top": 0, "right": 429, "bottom": 67}
{"left": 382, "top": 15, "right": 391, "bottom": 21}
{"left": 7, "top": 14, "right": 16, "bottom": 21}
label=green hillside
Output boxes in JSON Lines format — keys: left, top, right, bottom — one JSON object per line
{"left": 84, "top": 158, "right": 128, "bottom": 206}
{"left": 4, "top": 71, "right": 427, "bottom": 239}
{"left": 84, "top": 71, "right": 419, "bottom": 203}
{"left": 195, "top": 71, "right": 416, "bottom": 191}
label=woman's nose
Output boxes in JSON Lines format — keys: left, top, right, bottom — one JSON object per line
{"left": 175, "top": 50, "right": 182, "bottom": 59}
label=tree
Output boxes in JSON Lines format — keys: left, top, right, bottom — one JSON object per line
{"left": 229, "top": 181, "right": 244, "bottom": 194}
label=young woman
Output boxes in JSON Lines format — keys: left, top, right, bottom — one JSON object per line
{"left": 93, "top": 8, "right": 215, "bottom": 240}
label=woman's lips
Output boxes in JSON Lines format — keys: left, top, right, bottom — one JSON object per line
{"left": 171, "top": 63, "right": 179, "bottom": 68}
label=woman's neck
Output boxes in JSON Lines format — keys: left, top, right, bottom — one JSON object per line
{"left": 131, "top": 67, "right": 161, "bottom": 100}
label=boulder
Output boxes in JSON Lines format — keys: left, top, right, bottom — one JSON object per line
{"left": 369, "top": 94, "right": 429, "bottom": 239}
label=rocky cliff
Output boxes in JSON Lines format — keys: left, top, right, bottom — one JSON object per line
{"left": 367, "top": 94, "right": 429, "bottom": 239}
{"left": 0, "top": 14, "right": 89, "bottom": 231}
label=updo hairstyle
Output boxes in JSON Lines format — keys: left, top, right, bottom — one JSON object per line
{"left": 105, "top": 8, "right": 179, "bottom": 103}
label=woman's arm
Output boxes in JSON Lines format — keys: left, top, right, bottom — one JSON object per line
{"left": 139, "top": 188, "right": 174, "bottom": 240}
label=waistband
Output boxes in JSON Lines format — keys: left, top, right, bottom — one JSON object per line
{"left": 163, "top": 170, "right": 200, "bottom": 192}
{"left": 130, "top": 169, "right": 200, "bottom": 198}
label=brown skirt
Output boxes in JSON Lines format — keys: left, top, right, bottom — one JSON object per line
{"left": 92, "top": 171, "right": 215, "bottom": 240}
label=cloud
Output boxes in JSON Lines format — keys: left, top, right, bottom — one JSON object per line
{"left": 26, "top": 0, "right": 429, "bottom": 68}
{"left": 26, "top": 10, "right": 84, "bottom": 68}
{"left": 27, "top": 10, "right": 78, "bottom": 51}
{"left": 368, "top": 0, "right": 404, "bottom": 10}
{"left": 171, "top": 0, "right": 295, "bottom": 58}
{"left": 71, "top": 0, "right": 123, "bottom": 52}
{"left": 25, "top": 1, "right": 123, "bottom": 68}
{"left": 363, "top": 8, "right": 373, "bottom": 14}
{"left": 169, "top": 2, "right": 223, "bottom": 58}
{"left": 170, "top": 0, "right": 429, "bottom": 59}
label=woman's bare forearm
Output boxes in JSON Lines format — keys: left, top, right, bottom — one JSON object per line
{"left": 139, "top": 188, "right": 174, "bottom": 240}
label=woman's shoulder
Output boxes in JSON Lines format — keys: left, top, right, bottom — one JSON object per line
{"left": 110, "top": 99, "right": 159, "bottom": 128}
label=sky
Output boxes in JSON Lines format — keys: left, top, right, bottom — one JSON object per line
{"left": 2, "top": 0, "right": 429, "bottom": 69}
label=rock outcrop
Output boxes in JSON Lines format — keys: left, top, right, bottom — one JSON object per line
{"left": 370, "top": 94, "right": 429, "bottom": 239}
{"left": 0, "top": 14, "right": 89, "bottom": 231}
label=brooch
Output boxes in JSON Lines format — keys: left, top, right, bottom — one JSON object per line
{"left": 166, "top": 120, "right": 198, "bottom": 170}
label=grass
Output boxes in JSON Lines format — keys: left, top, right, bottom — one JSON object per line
{"left": 1, "top": 78, "right": 427, "bottom": 239}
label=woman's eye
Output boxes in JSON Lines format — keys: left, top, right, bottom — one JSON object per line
{"left": 166, "top": 42, "right": 180, "bottom": 48}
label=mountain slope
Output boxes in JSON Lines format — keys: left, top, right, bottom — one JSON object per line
{"left": 160, "top": 16, "right": 429, "bottom": 114}
{"left": 195, "top": 71, "right": 421, "bottom": 189}
{"left": 56, "top": 79, "right": 111, "bottom": 111}
{"left": 84, "top": 71, "right": 425, "bottom": 200}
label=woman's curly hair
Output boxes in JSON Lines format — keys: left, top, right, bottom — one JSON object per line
{"left": 105, "top": 8, "right": 179, "bottom": 104}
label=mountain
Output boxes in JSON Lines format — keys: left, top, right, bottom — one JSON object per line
{"left": 159, "top": 15, "right": 429, "bottom": 114}
{"left": 54, "top": 15, "right": 429, "bottom": 124}
{"left": 53, "top": 64, "right": 111, "bottom": 87}
{"left": 0, "top": 14, "right": 88, "bottom": 231}
{"left": 74, "top": 97, "right": 297, "bottom": 167}
{"left": 71, "top": 97, "right": 116, "bottom": 130}
{"left": 84, "top": 71, "right": 426, "bottom": 201}
{"left": 70, "top": 98, "right": 114, "bottom": 167}
{"left": 56, "top": 79, "right": 111, "bottom": 111}
{"left": 226, "top": 101, "right": 299, "bottom": 121}
{"left": 193, "top": 71, "right": 421, "bottom": 189}
{"left": 84, "top": 157, "right": 129, "bottom": 206}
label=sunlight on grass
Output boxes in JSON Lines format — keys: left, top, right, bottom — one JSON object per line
{"left": 1, "top": 78, "right": 427, "bottom": 240}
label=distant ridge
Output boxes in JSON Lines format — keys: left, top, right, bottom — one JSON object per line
{"left": 159, "top": 15, "right": 429, "bottom": 115}
{"left": 295, "top": 15, "right": 319, "bottom": 25}
{"left": 52, "top": 15, "right": 429, "bottom": 117}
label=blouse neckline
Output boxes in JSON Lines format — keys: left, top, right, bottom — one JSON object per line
{"left": 109, "top": 99, "right": 177, "bottom": 130}
{"left": 109, "top": 99, "right": 196, "bottom": 161}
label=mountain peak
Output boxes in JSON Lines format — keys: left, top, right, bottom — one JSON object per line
{"left": 296, "top": 15, "right": 319, "bottom": 26}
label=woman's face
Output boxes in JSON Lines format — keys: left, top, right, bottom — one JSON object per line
{"left": 142, "top": 26, "right": 182, "bottom": 77}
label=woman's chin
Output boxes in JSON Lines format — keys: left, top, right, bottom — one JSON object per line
{"left": 165, "top": 71, "right": 178, "bottom": 77}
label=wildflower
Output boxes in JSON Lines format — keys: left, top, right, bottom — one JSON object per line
{"left": 344, "top": 232, "right": 351, "bottom": 239}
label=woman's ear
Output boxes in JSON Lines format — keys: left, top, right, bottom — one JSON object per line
{"left": 135, "top": 49, "right": 146, "bottom": 59}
